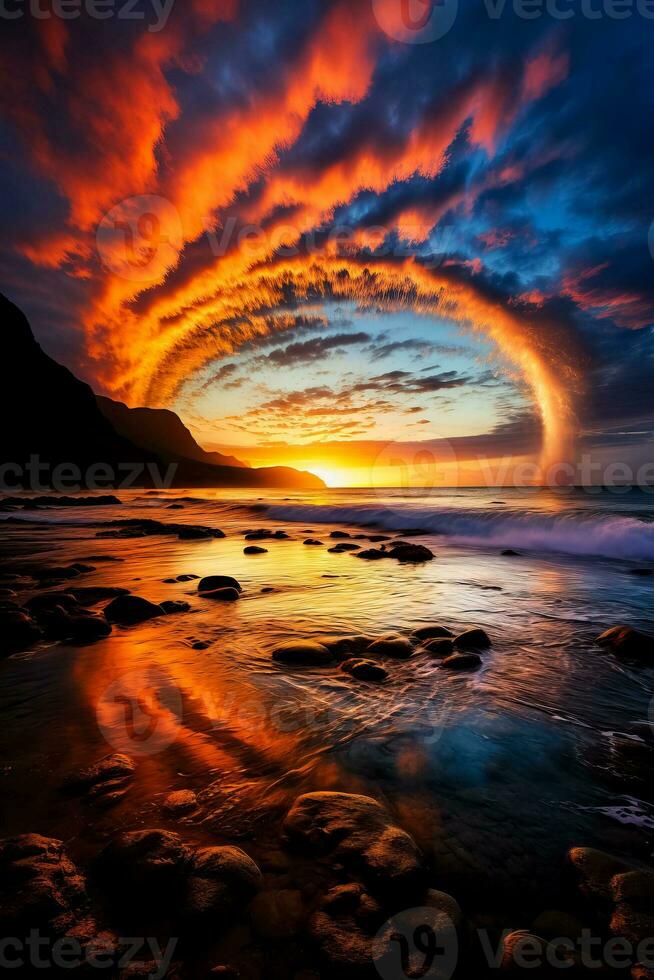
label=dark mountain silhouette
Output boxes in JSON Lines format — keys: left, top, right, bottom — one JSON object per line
{"left": 0, "top": 294, "right": 324, "bottom": 489}
{"left": 97, "top": 396, "right": 249, "bottom": 469}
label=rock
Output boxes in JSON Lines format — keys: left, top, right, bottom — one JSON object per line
{"left": 367, "top": 635, "right": 413, "bottom": 659}
{"left": 610, "top": 904, "right": 654, "bottom": 945}
{"left": 309, "top": 884, "right": 384, "bottom": 974}
{"left": 104, "top": 595, "right": 164, "bottom": 625}
{"left": 633, "top": 966, "right": 654, "bottom": 980}
{"left": 330, "top": 531, "right": 351, "bottom": 539}
{"left": 37, "top": 605, "right": 75, "bottom": 640}
{"left": 596, "top": 625, "right": 653, "bottom": 661}
{"left": 201, "top": 587, "right": 241, "bottom": 602}
{"left": 321, "top": 635, "right": 374, "bottom": 658}
{"left": 191, "top": 640, "right": 211, "bottom": 650}
{"left": 250, "top": 888, "right": 306, "bottom": 939}
{"left": 608, "top": 871, "right": 654, "bottom": 945}
{"left": 0, "top": 609, "right": 43, "bottom": 655}
{"left": 184, "top": 846, "right": 262, "bottom": 919}
{"left": 283, "top": 791, "right": 424, "bottom": 896}
{"left": 160, "top": 600, "right": 191, "bottom": 615}
{"left": 68, "top": 586, "right": 130, "bottom": 604}
{"left": 245, "top": 529, "right": 289, "bottom": 541}
{"left": 178, "top": 526, "right": 224, "bottom": 540}
{"left": 198, "top": 575, "right": 242, "bottom": 594}
{"left": 177, "top": 574, "right": 199, "bottom": 581}
{"left": 341, "top": 658, "right": 388, "bottom": 681}
{"left": 439, "top": 652, "right": 482, "bottom": 671}
{"left": 244, "top": 546, "right": 268, "bottom": 554}
{"left": 412, "top": 625, "right": 454, "bottom": 641}
{"left": 355, "top": 549, "right": 388, "bottom": 561}
{"left": 0, "top": 834, "right": 89, "bottom": 936}
{"left": 303, "top": 539, "right": 323, "bottom": 546}
{"left": 455, "top": 627, "right": 491, "bottom": 649}
{"left": 272, "top": 640, "right": 333, "bottom": 666}
{"left": 168, "top": 503, "right": 185, "bottom": 509}
{"left": 502, "top": 549, "right": 521, "bottom": 556}
{"left": 328, "top": 543, "right": 361, "bottom": 553}
{"left": 26, "top": 591, "right": 81, "bottom": 613}
{"left": 163, "top": 790, "right": 198, "bottom": 815}
{"left": 630, "top": 569, "right": 653, "bottom": 577}
{"left": 387, "top": 543, "right": 435, "bottom": 563}
{"left": 68, "top": 613, "right": 112, "bottom": 643}
{"left": 611, "top": 870, "right": 654, "bottom": 905}
{"left": 568, "top": 847, "right": 635, "bottom": 903}
{"left": 373, "top": 890, "right": 462, "bottom": 977}
{"left": 101, "top": 829, "right": 190, "bottom": 901}
{"left": 64, "top": 755, "right": 135, "bottom": 793}
{"left": 423, "top": 637, "right": 455, "bottom": 657}
{"left": 367, "top": 535, "right": 391, "bottom": 542}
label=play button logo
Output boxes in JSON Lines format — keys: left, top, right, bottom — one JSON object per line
{"left": 373, "top": 0, "right": 459, "bottom": 44}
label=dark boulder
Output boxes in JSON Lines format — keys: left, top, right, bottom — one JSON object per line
{"left": 455, "top": 627, "right": 491, "bottom": 649}
{"left": 303, "top": 539, "right": 323, "bottom": 546}
{"left": 104, "top": 595, "right": 164, "bottom": 625}
{"left": 412, "top": 624, "right": 454, "bottom": 641}
{"left": 355, "top": 549, "right": 388, "bottom": 561}
{"left": 367, "top": 635, "right": 413, "bottom": 659}
{"left": 341, "top": 658, "right": 388, "bottom": 681}
{"left": 283, "top": 791, "right": 424, "bottom": 896}
{"left": 423, "top": 637, "right": 455, "bottom": 657}
{"left": 272, "top": 640, "right": 333, "bottom": 666}
{"left": 26, "top": 591, "right": 80, "bottom": 613}
{"left": 387, "top": 543, "right": 435, "bottom": 563}
{"left": 201, "top": 587, "right": 241, "bottom": 602}
{"left": 330, "top": 531, "right": 351, "bottom": 539}
{"left": 183, "top": 845, "right": 262, "bottom": 920}
{"left": 160, "top": 600, "right": 191, "bottom": 615}
{"left": 596, "top": 625, "right": 653, "bottom": 662}
{"left": 244, "top": 546, "right": 268, "bottom": 555}
{"left": 101, "top": 829, "right": 191, "bottom": 901}
{"left": 198, "top": 575, "right": 242, "bottom": 594}
{"left": 0, "top": 834, "right": 90, "bottom": 937}
{"left": 0, "top": 609, "right": 43, "bottom": 655}
{"left": 68, "top": 613, "right": 112, "bottom": 643}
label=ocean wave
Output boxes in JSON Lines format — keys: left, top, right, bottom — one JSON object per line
{"left": 265, "top": 502, "right": 654, "bottom": 561}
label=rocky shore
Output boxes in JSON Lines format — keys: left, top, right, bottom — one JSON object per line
{"left": 1, "top": 509, "right": 653, "bottom": 977}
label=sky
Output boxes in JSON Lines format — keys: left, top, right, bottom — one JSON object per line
{"left": 1, "top": 0, "right": 653, "bottom": 486}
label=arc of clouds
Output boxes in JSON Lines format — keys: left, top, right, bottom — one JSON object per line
{"left": 135, "top": 253, "right": 581, "bottom": 475}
